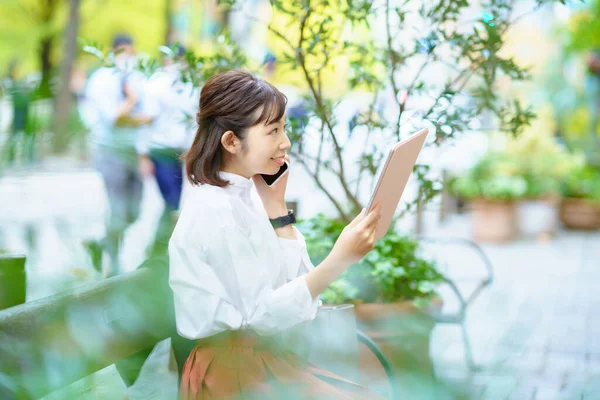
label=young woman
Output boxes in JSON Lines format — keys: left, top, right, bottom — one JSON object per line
{"left": 169, "top": 70, "right": 383, "bottom": 399}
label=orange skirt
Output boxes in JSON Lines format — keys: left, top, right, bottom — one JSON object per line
{"left": 180, "top": 330, "right": 386, "bottom": 399}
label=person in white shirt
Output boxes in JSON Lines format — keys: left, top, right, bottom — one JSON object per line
{"left": 137, "top": 46, "right": 198, "bottom": 259}
{"left": 169, "top": 70, "right": 383, "bottom": 399}
{"left": 138, "top": 46, "right": 198, "bottom": 211}
{"left": 82, "top": 34, "right": 154, "bottom": 277}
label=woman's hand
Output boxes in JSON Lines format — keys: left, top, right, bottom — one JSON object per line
{"left": 252, "top": 155, "right": 291, "bottom": 218}
{"left": 304, "top": 204, "right": 383, "bottom": 299}
{"left": 330, "top": 203, "right": 382, "bottom": 265}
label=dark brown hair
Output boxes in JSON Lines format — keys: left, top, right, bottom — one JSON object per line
{"left": 185, "top": 70, "right": 287, "bottom": 187}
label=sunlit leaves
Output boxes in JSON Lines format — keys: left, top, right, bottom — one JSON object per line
{"left": 299, "top": 215, "right": 444, "bottom": 304}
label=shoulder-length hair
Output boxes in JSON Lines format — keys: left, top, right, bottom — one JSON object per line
{"left": 185, "top": 70, "right": 287, "bottom": 187}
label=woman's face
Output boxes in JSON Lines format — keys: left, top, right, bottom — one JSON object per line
{"left": 239, "top": 116, "right": 290, "bottom": 178}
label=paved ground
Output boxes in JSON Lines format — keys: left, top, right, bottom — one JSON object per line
{"left": 425, "top": 215, "right": 600, "bottom": 399}
{"left": 1, "top": 168, "right": 599, "bottom": 399}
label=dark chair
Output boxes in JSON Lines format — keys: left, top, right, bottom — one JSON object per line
{"left": 357, "top": 329, "right": 399, "bottom": 399}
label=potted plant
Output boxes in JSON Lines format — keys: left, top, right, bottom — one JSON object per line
{"left": 450, "top": 153, "right": 527, "bottom": 243}
{"left": 504, "top": 113, "right": 577, "bottom": 239}
{"left": 451, "top": 119, "right": 579, "bottom": 241}
{"left": 559, "top": 164, "right": 600, "bottom": 230}
{"left": 298, "top": 215, "right": 444, "bottom": 397}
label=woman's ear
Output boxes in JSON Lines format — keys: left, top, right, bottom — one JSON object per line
{"left": 221, "top": 130, "right": 240, "bottom": 155}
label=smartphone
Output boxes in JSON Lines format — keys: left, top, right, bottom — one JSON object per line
{"left": 260, "top": 161, "right": 289, "bottom": 187}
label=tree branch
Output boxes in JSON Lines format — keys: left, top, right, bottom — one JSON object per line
{"left": 294, "top": 6, "right": 362, "bottom": 212}
{"left": 353, "top": 91, "right": 381, "bottom": 198}
{"left": 314, "top": 120, "right": 326, "bottom": 176}
{"left": 385, "top": 0, "right": 402, "bottom": 139}
{"left": 242, "top": 4, "right": 360, "bottom": 213}
{"left": 422, "top": 59, "right": 481, "bottom": 120}
{"left": 291, "top": 152, "right": 351, "bottom": 222}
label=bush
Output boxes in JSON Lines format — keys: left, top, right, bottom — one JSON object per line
{"left": 298, "top": 215, "right": 443, "bottom": 305}
{"left": 561, "top": 164, "right": 600, "bottom": 201}
{"left": 449, "top": 153, "right": 528, "bottom": 201}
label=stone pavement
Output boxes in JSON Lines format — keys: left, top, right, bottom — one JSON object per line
{"left": 423, "top": 214, "right": 600, "bottom": 399}
{"left": 1, "top": 169, "right": 599, "bottom": 399}
{"left": 0, "top": 166, "right": 164, "bottom": 301}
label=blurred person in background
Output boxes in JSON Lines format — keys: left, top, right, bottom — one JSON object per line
{"left": 137, "top": 44, "right": 198, "bottom": 259}
{"left": 5, "top": 59, "right": 32, "bottom": 162}
{"left": 110, "top": 46, "right": 199, "bottom": 394}
{"left": 81, "top": 34, "right": 155, "bottom": 277}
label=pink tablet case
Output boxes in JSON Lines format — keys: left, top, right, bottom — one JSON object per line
{"left": 367, "top": 129, "right": 429, "bottom": 240}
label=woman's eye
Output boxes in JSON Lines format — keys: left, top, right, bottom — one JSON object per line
{"left": 269, "top": 129, "right": 278, "bottom": 135}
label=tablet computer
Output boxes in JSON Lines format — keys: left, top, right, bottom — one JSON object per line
{"left": 367, "top": 129, "right": 429, "bottom": 240}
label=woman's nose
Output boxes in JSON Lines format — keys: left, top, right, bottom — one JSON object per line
{"left": 280, "top": 133, "right": 291, "bottom": 150}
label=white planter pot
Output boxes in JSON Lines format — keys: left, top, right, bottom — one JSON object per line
{"left": 517, "top": 199, "right": 558, "bottom": 238}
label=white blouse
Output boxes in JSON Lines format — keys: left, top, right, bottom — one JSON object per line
{"left": 169, "top": 171, "right": 321, "bottom": 339}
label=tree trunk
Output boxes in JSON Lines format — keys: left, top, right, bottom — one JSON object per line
{"left": 38, "top": 0, "right": 59, "bottom": 98}
{"left": 164, "top": 0, "right": 173, "bottom": 44}
{"left": 53, "top": 0, "right": 81, "bottom": 154}
{"left": 38, "top": 37, "right": 54, "bottom": 98}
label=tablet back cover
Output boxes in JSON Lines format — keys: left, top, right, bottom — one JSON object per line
{"left": 370, "top": 129, "right": 428, "bottom": 240}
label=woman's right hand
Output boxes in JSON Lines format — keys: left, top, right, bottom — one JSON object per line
{"left": 330, "top": 203, "right": 382, "bottom": 266}
{"left": 304, "top": 203, "right": 383, "bottom": 299}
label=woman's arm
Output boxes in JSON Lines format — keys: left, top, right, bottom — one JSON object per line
{"left": 169, "top": 235, "right": 245, "bottom": 339}
{"left": 171, "top": 211, "right": 320, "bottom": 337}
{"left": 268, "top": 203, "right": 382, "bottom": 300}
{"left": 304, "top": 252, "right": 352, "bottom": 299}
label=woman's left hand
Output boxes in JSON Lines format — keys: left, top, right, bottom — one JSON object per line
{"left": 252, "top": 155, "right": 291, "bottom": 218}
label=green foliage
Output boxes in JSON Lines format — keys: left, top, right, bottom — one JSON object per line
{"left": 1, "top": 99, "right": 54, "bottom": 167}
{"left": 449, "top": 149, "right": 578, "bottom": 201}
{"left": 562, "top": 0, "right": 600, "bottom": 54}
{"left": 535, "top": 3, "right": 600, "bottom": 167}
{"left": 561, "top": 164, "right": 600, "bottom": 201}
{"left": 81, "top": 33, "right": 249, "bottom": 86}
{"left": 219, "top": 0, "right": 565, "bottom": 222}
{"left": 450, "top": 155, "right": 529, "bottom": 201}
{"left": 450, "top": 113, "right": 580, "bottom": 200}
{"left": 0, "top": 0, "right": 170, "bottom": 78}
{"left": 0, "top": 0, "right": 65, "bottom": 74}
{"left": 298, "top": 216, "right": 444, "bottom": 304}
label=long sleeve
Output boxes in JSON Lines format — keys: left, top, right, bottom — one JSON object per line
{"left": 278, "top": 226, "right": 318, "bottom": 279}
{"left": 135, "top": 89, "right": 160, "bottom": 155}
{"left": 85, "top": 70, "right": 121, "bottom": 128}
{"left": 169, "top": 232, "right": 244, "bottom": 339}
{"left": 169, "top": 223, "right": 320, "bottom": 339}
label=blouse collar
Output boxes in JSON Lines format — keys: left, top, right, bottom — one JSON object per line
{"left": 218, "top": 171, "right": 254, "bottom": 196}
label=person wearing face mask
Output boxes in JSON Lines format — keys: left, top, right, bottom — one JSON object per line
{"left": 81, "top": 34, "right": 156, "bottom": 277}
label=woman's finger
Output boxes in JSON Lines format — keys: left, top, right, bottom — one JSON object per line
{"left": 368, "top": 221, "right": 378, "bottom": 243}
{"left": 348, "top": 208, "right": 366, "bottom": 228}
{"left": 358, "top": 203, "right": 381, "bottom": 229}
